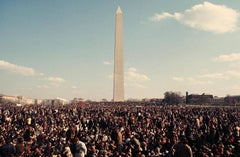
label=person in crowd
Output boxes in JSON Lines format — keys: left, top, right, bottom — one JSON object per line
{"left": 0, "top": 102, "right": 239, "bottom": 156}
{"left": 171, "top": 135, "right": 193, "bottom": 157}
{"left": 0, "top": 137, "right": 16, "bottom": 157}
{"left": 15, "top": 137, "right": 25, "bottom": 156}
{"left": 71, "top": 137, "right": 87, "bottom": 157}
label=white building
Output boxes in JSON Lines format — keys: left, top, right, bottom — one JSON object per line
{"left": 0, "top": 94, "right": 42, "bottom": 105}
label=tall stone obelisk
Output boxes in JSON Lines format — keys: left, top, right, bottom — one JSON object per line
{"left": 113, "top": 6, "right": 124, "bottom": 102}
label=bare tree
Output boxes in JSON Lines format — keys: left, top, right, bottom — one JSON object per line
{"left": 164, "top": 91, "right": 183, "bottom": 105}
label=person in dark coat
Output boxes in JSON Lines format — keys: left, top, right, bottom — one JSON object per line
{"left": 172, "top": 136, "right": 193, "bottom": 157}
{"left": 0, "top": 137, "right": 16, "bottom": 157}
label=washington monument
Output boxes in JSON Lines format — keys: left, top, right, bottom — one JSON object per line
{"left": 113, "top": 6, "right": 124, "bottom": 102}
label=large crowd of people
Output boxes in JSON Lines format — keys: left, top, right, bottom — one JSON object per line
{"left": 0, "top": 102, "right": 239, "bottom": 157}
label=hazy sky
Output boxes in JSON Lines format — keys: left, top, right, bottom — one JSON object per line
{"left": 1, "top": 0, "right": 240, "bottom": 100}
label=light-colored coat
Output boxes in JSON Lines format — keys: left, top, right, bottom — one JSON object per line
{"left": 73, "top": 141, "right": 87, "bottom": 157}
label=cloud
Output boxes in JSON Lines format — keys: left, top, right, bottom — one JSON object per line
{"left": 172, "top": 76, "right": 212, "bottom": 85}
{"left": 125, "top": 82, "right": 146, "bottom": 89}
{"left": 71, "top": 86, "right": 77, "bottom": 89}
{"left": 103, "top": 61, "right": 112, "bottom": 65}
{"left": 150, "top": 12, "right": 174, "bottom": 21}
{"left": 198, "top": 73, "right": 228, "bottom": 79}
{"left": 46, "top": 77, "right": 65, "bottom": 83}
{"left": 125, "top": 67, "right": 150, "bottom": 88}
{"left": 214, "top": 53, "right": 240, "bottom": 62}
{"left": 108, "top": 74, "right": 113, "bottom": 79}
{"left": 172, "top": 77, "right": 184, "bottom": 81}
{"left": 174, "top": 70, "right": 240, "bottom": 86}
{"left": 37, "top": 85, "right": 50, "bottom": 89}
{"left": 126, "top": 67, "right": 150, "bottom": 82}
{"left": 0, "top": 60, "right": 66, "bottom": 88}
{"left": 231, "top": 84, "right": 240, "bottom": 91}
{"left": 108, "top": 67, "right": 150, "bottom": 88}
{"left": 150, "top": 2, "right": 240, "bottom": 34}
{"left": 226, "top": 70, "right": 240, "bottom": 78}
{"left": 44, "top": 76, "right": 65, "bottom": 87}
{"left": 45, "top": 77, "right": 65, "bottom": 83}
{"left": 199, "top": 70, "right": 240, "bottom": 79}
{"left": 0, "top": 60, "right": 35, "bottom": 76}
{"left": 38, "top": 77, "right": 66, "bottom": 88}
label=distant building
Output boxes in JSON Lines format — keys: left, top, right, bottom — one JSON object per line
{"left": 150, "top": 98, "right": 163, "bottom": 105}
{"left": 35, "top": 99, "right": 43, "bottom": 105}
{"left": 72, "top": 98, "right": 84, "bottom": 104}
{"left": 0, "top": 94, "right": 19, "bottom": 104}
{"left": 126, "top": 98, "right": 141, "bottom": 102}
{"left": 18, "top": 96, "right": 36, "bottom": 105}
{"left": 224, "top": 95, "right": 240, "bottom": 105}
{"left": 0, "top": 94, "right": 41, "bottom": 105}
{"left": 41, "top": 98, "right": 69, "bottom": 106}
{"left": 212, "top": 96, "right": 225, "bottom": 105}
{"left": 54, "top": 97, "right": 69, "bottom": 105}
{"left": 186, "top": 92, "right": 213, "bottom": 105}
